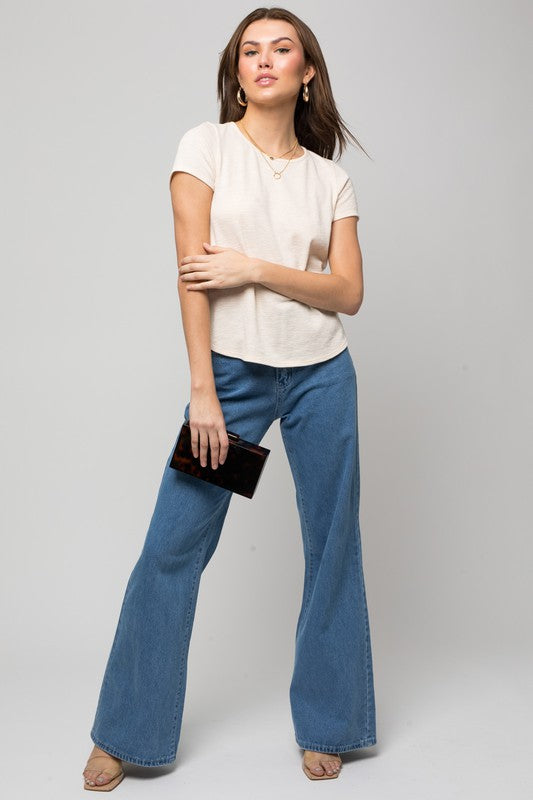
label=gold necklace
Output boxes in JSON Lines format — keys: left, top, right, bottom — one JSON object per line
{"left": 238, "top": 121, "right": 302, "bottom": 180}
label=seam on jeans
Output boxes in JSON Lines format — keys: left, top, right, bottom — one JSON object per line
{"left": 365, "top": 595, "right": 372, "bottom": 738}
{"left": 168, "top": 528, "right": 210, "bottom": 758}
{"left": 360, "top": 543, "right": 371, "bottom": 740}
{"left": 275, "top": 368, "right": 293, "bottom": 418}
{"left": 362, "top": 548, "right": 374, "bottom": 740}
{"left": 296, "top": 736, "right": 377, "bottom": 753}
{"left": 89, "top": 732, "right": 175, "bottom": 767}
{"left": 281, "top": 432, "right": 314, "bottom": 624}
{"left": 352, "top": 390, "right": 373, "bottom": 738}
{"left": 355, "top": 519, "right": 373, "bottom": 741}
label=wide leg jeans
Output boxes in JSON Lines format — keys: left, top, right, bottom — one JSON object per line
{"left": 90, "top": 346, "right": 377, "bottom": 765}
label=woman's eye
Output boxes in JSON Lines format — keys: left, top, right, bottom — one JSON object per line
{"left": 243, "top": 48, "right": 290, "bottom": 56}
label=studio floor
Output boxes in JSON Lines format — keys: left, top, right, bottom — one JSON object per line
{"left": 5, "top": 644, "right": 530, "bottom": 799}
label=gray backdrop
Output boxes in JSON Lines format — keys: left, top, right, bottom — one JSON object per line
{"left": 1, "top": 1, "right": 531, "bottom": 798}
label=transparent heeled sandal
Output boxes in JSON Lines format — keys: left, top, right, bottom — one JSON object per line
{"left": 83, "top": 754, "right": 125, "bottom": 792}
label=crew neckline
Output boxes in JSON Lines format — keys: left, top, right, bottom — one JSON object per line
{"left": 230, "top": 120, "right": 307, "bottom": 162}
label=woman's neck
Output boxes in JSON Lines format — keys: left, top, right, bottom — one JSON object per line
{"left": 235, "top": 113, "right": 302, "bottom": 158}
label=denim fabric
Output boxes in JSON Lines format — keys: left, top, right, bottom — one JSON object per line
{"left": 90, "top": 346, "right": 377, "bottom": 765}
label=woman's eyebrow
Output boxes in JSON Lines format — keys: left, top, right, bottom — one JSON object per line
{"left": 241, "top": 37, "right": 294, "bottom": 47}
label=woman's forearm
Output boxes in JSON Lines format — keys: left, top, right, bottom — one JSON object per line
{"left": 171, "top": 171, "right": 217, "bottom": 395}
{"left": 250, "top": 258, "right": 358, "bottom": 315}
{"left": 178, "top": 277, "right": 216, "bottom": 393}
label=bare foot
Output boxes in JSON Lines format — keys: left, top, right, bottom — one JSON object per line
{"left": 83, "top": 744, "right": 123, "bottom": 788}
{"left": 303, "top": 749, "right": 342, "bottom": 777}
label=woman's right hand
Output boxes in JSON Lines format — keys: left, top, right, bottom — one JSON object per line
{"left": 188, "top": 388, "right": 229, "bottom": 469}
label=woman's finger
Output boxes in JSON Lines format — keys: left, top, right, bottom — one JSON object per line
{"left": 198, "top": 428, "right": 209, "bottom": 467}
{"left": 209, "top": 430, "right": 220, "bottom": 470}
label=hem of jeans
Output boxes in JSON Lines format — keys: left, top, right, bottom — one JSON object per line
{"left": 296, "top": 736, "right": 377, "bottom": 754}
{"left": 90, "top": 731, "right": 175, "bottom": 767}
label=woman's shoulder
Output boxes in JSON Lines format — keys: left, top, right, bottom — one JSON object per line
{"left": 178, "top": 119, "right": 219, "bottom": 141}
{"left": 177, "top": 120, "right": 235, "bottom": 154}
{"left": 306, "top": 147, "right": 352, "bottom": 185}
{"left": 181, "top": 120, "right": 233, "bottom": 135}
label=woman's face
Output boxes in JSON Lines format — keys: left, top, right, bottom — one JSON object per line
{"left": 236, "top": 19, "right": 314, "bottom": 107}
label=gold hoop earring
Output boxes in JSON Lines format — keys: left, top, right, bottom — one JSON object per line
{"left": 302, "top": 82, "right": 309, "bottom": 102}
{"left": 237, "top": 86, "right": 247, "bottom": 107}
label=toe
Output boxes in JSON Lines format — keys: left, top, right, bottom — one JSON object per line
{"left": 83, "top": 768, "right": 118, "bottom": 786}
{"left": 83, "top": 769, "right": 98, "bottom": 786}
{"left": 95, "top": 771, "right": 113, "bottom": 785}
{"left": 324, "top": 758, "right": 340, "bottom": 775}
{"left": 304, "top": 754, "right": 325, "bottom": 775}
{"left": 302, "top": 750, "right": 342, "bottom": 777}
{"left": 83, "top": 752, "right": 122, "bottom": 786}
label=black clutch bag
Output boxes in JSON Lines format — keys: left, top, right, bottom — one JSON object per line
{"left": 169, "top": 420, "right": 270, "bottom": 499}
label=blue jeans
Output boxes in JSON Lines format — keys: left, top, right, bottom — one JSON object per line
{"left": 90, "top": 346, "right": 377, "bottom": 765}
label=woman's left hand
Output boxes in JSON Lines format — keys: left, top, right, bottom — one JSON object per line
{"left": 179, "top": 243, "right": 255, "bottom": 291}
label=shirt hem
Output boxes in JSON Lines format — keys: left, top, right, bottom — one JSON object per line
{"left": 210, "top": 338, "right": 348, "bottom": 368}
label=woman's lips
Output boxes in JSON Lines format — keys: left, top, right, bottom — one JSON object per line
{"left": 256, "top": 77, "right": 276, "bottom": 85}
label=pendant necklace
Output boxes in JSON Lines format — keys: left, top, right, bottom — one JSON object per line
{"left": 238, "top": 121, "right": 301, "bottom": 180}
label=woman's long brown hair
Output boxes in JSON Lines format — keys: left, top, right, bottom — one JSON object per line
{"left": 217, "top": 7, "right": 370, "bottom": 161}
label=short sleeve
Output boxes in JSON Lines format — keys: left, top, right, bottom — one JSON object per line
{"left": 332, "top": 173, "right": 359, "bottom": 221}
{"left": 169, "top": 121, "right": 217, "bottom": 190}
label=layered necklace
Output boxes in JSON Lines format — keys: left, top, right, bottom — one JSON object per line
{"left": 237, "top": 121, "right": 302, "bottom": 180}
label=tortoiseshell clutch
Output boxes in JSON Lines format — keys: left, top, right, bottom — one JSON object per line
{"left": 169, "top": 420, "right": 270, "bottom": 499}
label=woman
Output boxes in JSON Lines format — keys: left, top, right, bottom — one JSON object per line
{"left": 83, "top": 7, "right": 377, "bottom": 790}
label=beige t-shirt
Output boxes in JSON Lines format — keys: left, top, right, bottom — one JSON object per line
{"left": 169, "top": 120, "right": 359, "bottom": 367}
